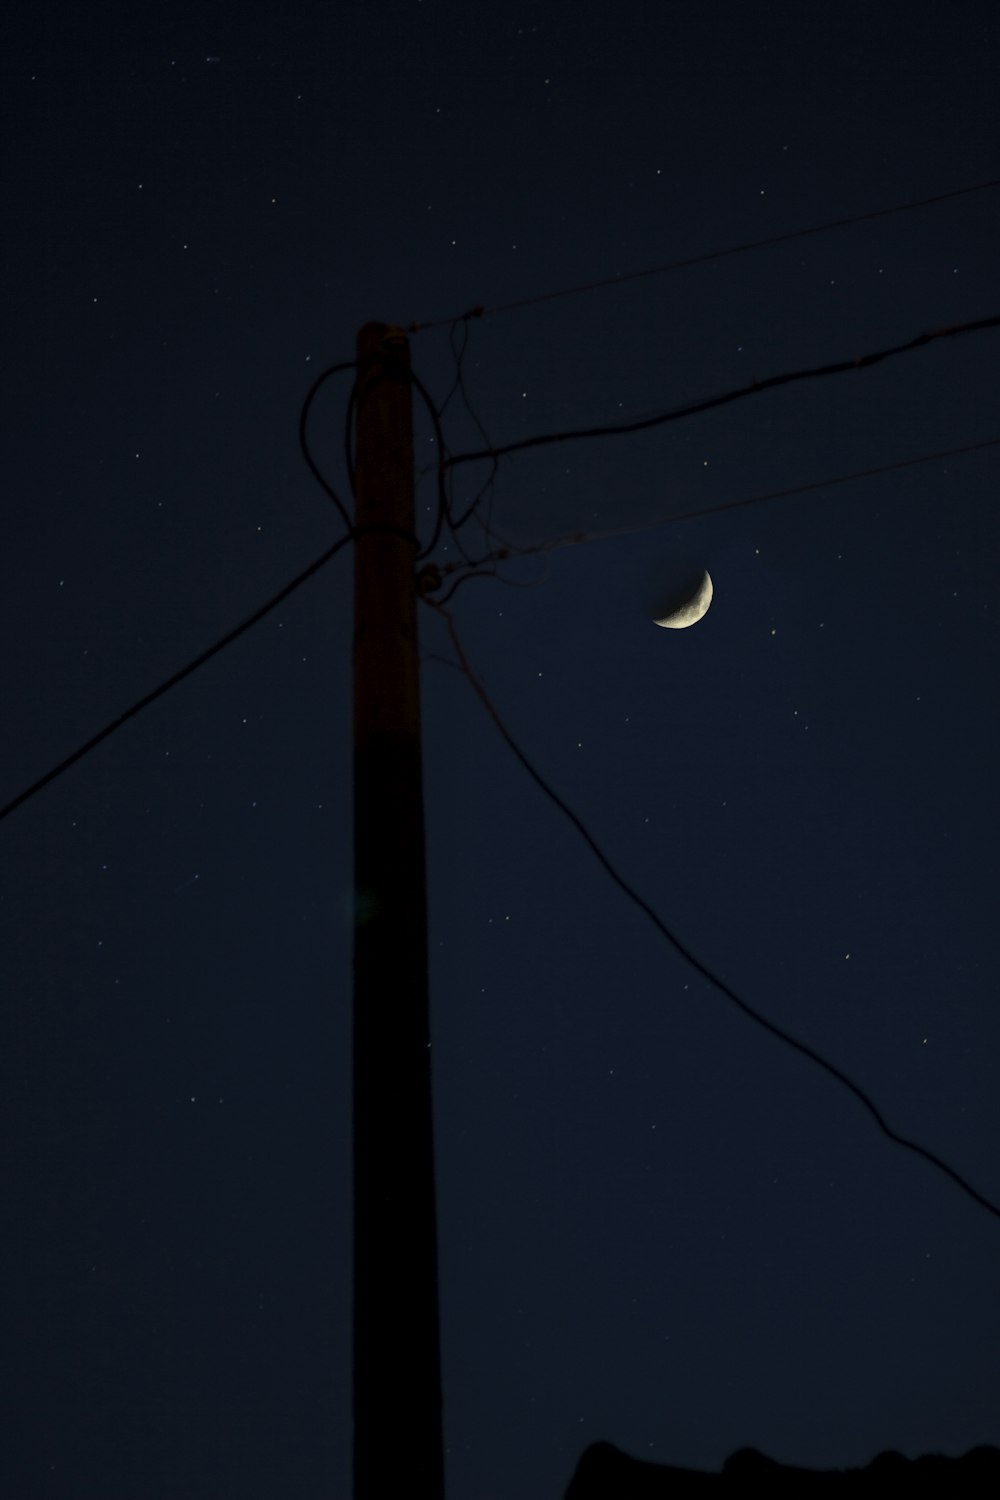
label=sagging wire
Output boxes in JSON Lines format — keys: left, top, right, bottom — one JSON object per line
{"left": 298, "top": 359, "right": 358, "bottom": 529}
{"left": 422, "top": 594, "right": 1000, "bottom": 1228}
{"left": 297, "top": 330, "right": 532, "bottom": 608}
{"left": 410, "top": 313, "right": 557, "bottom": 597}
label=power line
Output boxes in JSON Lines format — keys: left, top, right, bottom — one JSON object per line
{"left": 432, "top": 601, "right": 1000, "bottom": 1226}
{"left": 424, "top": 434, "right": 1000, "bottom": 603}
{"left": 299, "top": 358, "right": 359, "bottom": 529}
{"left": 641, "top": 434, "right": 1000, "bottom": 528}
{"left": 0, "top": 533, "right": 355, "bottom": 823}
{"left": 8, "top": 386, "right": 995, "bottom": 823}
{"left": 552, "top": 435, "right": 1000, "bottom": 543}
{"left": 0, "top": 354, "right": 434, "bottom": 821}
{"left": 407, "top": 177, "right": 1000, "bottom": 332}
{"left": 442, "top": 315, "right": 1000, "bottom": 471}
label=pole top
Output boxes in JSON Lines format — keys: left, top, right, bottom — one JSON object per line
{"left": 358, "top": 321, "right": 409, "bottom": 351}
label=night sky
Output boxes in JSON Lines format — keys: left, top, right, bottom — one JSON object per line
{"left": 3, "top": 3, "right": 999, "bottom": 1497}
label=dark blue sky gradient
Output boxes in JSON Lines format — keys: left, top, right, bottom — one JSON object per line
{"left": 3, "top": 3, "right": 999, "bottom": 1497}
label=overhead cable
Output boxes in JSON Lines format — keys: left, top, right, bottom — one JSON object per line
{"left": 442, "top": 316, "right": 1000, "bottom": 471}
{"left": 433, "top": 601, "right": 1000, "bottom": 1226}
{"left": 408, "top": 178, "right": 1000, "bottom": 332}
{"left": 0, "top": 534, "right": 354, "bottom": 822}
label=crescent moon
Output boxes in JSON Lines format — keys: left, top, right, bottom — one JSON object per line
{"left": 653, "top": 569, "right": 713, "bottom": 629}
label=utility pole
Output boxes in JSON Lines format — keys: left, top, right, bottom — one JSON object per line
{"left": 351, "top": 322, "right": 444, "bottom": 1497}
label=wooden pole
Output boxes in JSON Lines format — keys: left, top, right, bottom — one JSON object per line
{"left": 351, "top": 322, "right": 444, "bottom": 1497}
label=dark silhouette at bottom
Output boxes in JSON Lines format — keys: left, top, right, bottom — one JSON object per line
{"left": 566, "top": 1441, "right": 1000, "bottom": 1496}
